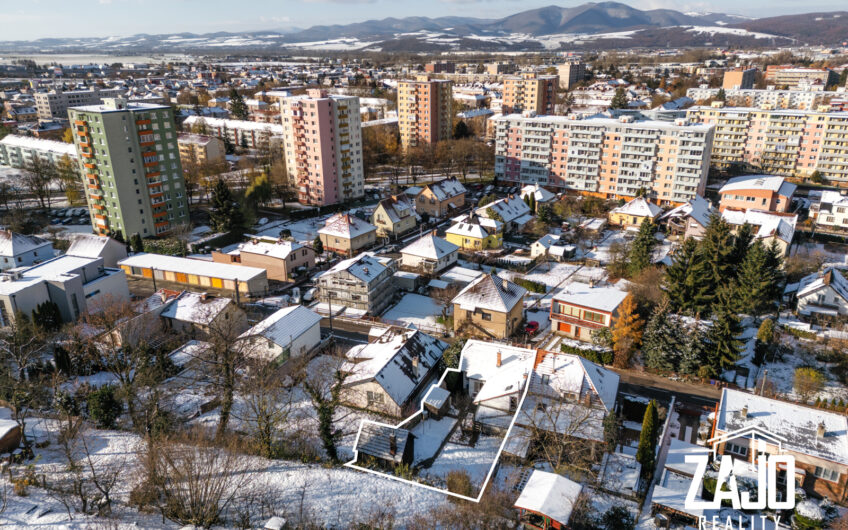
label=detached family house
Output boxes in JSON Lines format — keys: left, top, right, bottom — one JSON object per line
{"left": 372, "top": 195, "right": 419, "bottom": 238}
{"left": 452, "top": 274, "right": 526, "bottom": 339}
{"left": 475, "top": 196, "right": 533, "bottom": 231}
{"left": 718, "top": 174, "right": 795, "bottom": 213}
{"left": 445, "top": 213, "right": 503, "bottom": 250}
{"left": 415, "top": 177, "right": 466, "bottom": 217}
{"left": 0, "top": 231, "right": 53, "bottom": 271}
{"left": 317, "top": 213, "right": 377, "bottom": 256}
{"left": 795, "top": 267, "right": 848, "bottom": 318}
{"left": 342, "top": 328, "right": 448, "bottom": 417}
{"left": 317, "top": 253, "right": 396, "bottom": 315}
{"left": 239, "top": 305, "right": 323, "bottom": 364}
{"left": 550, "top": 282, "right": 629, "bottom": 342}
{"left": 66, "top": 234, "right": 128, "bottom": 268}
{"left": 721, "top": 208, "right": 797, "bottom": 256}
{"left": 212, "top": 237, "right": 316, "bottom": 281}
{"left": 659, "top": 195, "right": 712, "bottom": 240}
{"left": 608, "top": 197, "right": 663, "bottom": 229}
{"left": 400, "top": 233, "right": 459, "bottom": 273}
{"left": 520, "top": 183, "right": 556, "bottom": 207}
{"left": 160, "top": 291, "right": 246, "bottom": 338}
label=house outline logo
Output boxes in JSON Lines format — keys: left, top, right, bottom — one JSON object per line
{"left": 706, "top": 425, "right": 788, "bottom": 459}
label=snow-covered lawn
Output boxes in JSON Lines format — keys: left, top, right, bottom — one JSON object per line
{"left": 411, "top": 415, "right": 458, "bottom": 464}
{"left": 254, "top": 216, "right": 331, "bottom": 245}
{"left": 423, "top": 433, "right": 505, "bottom": 493}
{"left": 523, "top": 262, "right": 581, "bottom": 291}
{"left": 382, "top": 293, "right": 448, "bottom": 331}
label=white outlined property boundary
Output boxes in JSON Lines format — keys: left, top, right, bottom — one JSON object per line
{"left": 344, "top": 353, "right": 532, "bottom": 503}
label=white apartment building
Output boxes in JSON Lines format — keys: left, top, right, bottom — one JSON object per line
{"left": 493, "top": 113, "right": 714, "bottom": 205}
{"left": 0, "top": 134, "right": 78, "bottom": 168}
{"left": 182, "top": 116, "right": 284, "bottom": 150}
{"left": 35, "top": 87, "right": 126, "bottom": 121}
{"left": 686, "top": 87, "right": 841, "bottom": 110}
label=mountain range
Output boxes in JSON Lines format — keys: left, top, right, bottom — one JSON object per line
{"left": 1, "top": 2, "right": 846, "bottom": 54}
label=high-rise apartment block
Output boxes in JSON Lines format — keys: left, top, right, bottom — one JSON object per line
{"left": 764, "top": 66, "right": 838, "bottom": 89}
{"left": 280, "top": 89, "right": 364, "bottom": 206}
{"left": 35, "top": 87, "right": 125, "bottom": 121}
{"left": 68, "top": 98, "right": 188, "bottom": 238}
{"left": 502, "top": 73, "right": 559, "bottom": 115}
{"left": 397, "top": 76, "right": 452, "bottom": 150}
{"left": 687, "top": 87, "right": 839, "bottom": 110}
{"left": 722, "top": 68, "right": 756, "bottom": 90}
{"left": 687, "top": 104, "right": 848, "bottom": 183}
{"left": 557, "top": 61, "right": 586, "bottom": 90}
{"left": 493, "top": 114, "right": 714, "bottom": 205}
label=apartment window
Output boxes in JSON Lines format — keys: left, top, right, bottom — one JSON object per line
{"left": 814, "top": 467, "right": 840, "bottom": 482}
{"left": 725, "top": 442, "right": 748, "bottom": 457}
{"left": 583, "top": 311, "right": 606, "bottom": 325}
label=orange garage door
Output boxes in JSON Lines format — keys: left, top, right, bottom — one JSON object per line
{"left": 175, "top": 272, "right": 188, "bottom": 283}
{"left": 558, "top": 322, "right": 571, "bottom": 333}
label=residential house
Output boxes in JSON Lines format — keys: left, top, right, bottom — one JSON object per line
{"left": 475, "top": 196, "right": 534, "bottom": 232}
{"left": 608, "top": 197, "right": 663, "bottom": 229}
{"left": 530, "top": 234, "right": 575, "bottom": 261}
{"left": 318, "top": 213, "right": 377, "bottom": 256}
{"left": 795, "top": 267, "right": 848, "bottom": 318}
{"left": 212, "top": 237, "right": 316, "bottom": 281}
{"left": 317, "top": 253, "right": 396, "bottom": 315}
{"left": 177, "top": 133, "right": 225, "bottom": 167}
{"left": 66, "top": 234, "right": 127, "bottom": 268}
{"left": 371, "top": 195, "right": 419, "bottom": 238}
{"left": 718, "top": 174, "right": 796, "bottom": 213}
{"left": 452, "top": 274, "right": 526, "bottom": 339}
{"left": 160, "top": 291, "right": 247, "bottom": 338}
{"left": 550, "top": 282, "right": 629, "bottom": 342}
{"left": 415, "top": 177, "right": 466, "bottom": 217}
{"left": 811, "top": 191, "right": 848, "bottom": 231}
{"left": 713, "top": 388, "right": 848, "bottom": 502}
{"left": 721, "top": 208, "right": 797, "bottom": 256}
{"left": 399, "top": 233, "right": 459, "bottom": 273}
{"left": 659, "top": 195, "right": 712, "bottom": 240}
{"left": 238, "top": 305, "right": 323, "bottom": 364}
{"left": 520, "top": 183, "right": 557, "bottom": 207}
{"left": 342, "top": 328, "right": 448, "bottom": 417}
{"left": 445, "top": 213, "right": 503, "bottom": 250}
{"left": 0, "top": 231, "right": 53, "bottom": 271}
{"left": 514, "top": 471, "right": 583, "bottom": 530}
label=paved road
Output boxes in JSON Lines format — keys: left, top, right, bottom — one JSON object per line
{"left": 615, "top": 368, "right": 721, "bottom": 409}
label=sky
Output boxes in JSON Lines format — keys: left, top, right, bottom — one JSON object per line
{"left": 1, "top": 0, "right": 846, "bottom": 41}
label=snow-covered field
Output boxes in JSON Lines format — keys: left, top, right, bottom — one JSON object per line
{"left": 522, "top": 262, "right": 581, "bottom": 291}
{"left": 423, "top": 433, "right": 506, "bottom": 492}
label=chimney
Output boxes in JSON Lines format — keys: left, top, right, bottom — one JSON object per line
{"left": 412, "top": 355, "right": 420, "bottom": 378}
{"left": 817, "top": 422, "right": 826, "bottom": 439}
{"left": 589, "top": 279, "right": 596, "bottom": 288}
{"left": 501, "top": 277, "right": 509, "bottom": 289}
{"left": 496, "top": 351, "right": 502, "bottom": 367}
{"left": 740, "top": 404, "right": 748, "bottom": 419}
{"left": 159, "top": 291, "right": 169, "bottom": 303}
{"left": 389, "top": 433, "right": 397, "bottom": 456}
{"left": 200, "top": 292, "right": 209, "bottom": 302}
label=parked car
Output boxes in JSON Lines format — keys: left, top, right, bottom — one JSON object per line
{"left": 524, "top": 321, "right": 540, "bottom": 335}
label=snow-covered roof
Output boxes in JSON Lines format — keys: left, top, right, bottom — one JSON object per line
{"left": 664, "top": 438, "right": 709, "bottom": 476}
{"left": 160, "top": 292, "right": 233, "bottom": 326}
{"left": 400, "top": 233, "right": 459, "bottom": 260}
{"left": 514, "top": 470, "right": 582, "bottom": 524}
{"left": 818, "top": 190, "right": 848, "bottom": 207}
{"left": 721, "top": 208, "right": 797, "bottom": 244}
{"left": 183, "top": 115, "right": 284, "bottom": 134}
{"left": 317, "top": 213, "right": 376, "bottom": 240}
{"left": 797, "top": 267, "right": 848, "bottom": 303}
{"left": 239, "top": 305, "right": 321, "bottom": 347}
{"left": 553, "top": 282, "right": 628, "bottom": 314}
{"left": 476, "top": 196, "right": 532, "bottom": 224}
{"left": 716, "top": 388, "right": 848, "bottom": 465}
{"left": 0, "top": 230, "right": 51, "bottom": 258}
{"left": 531, "top": 352, "right": 619, "bottom": 412}
{"left": 452, "top": 273, "right": 526, "bottom": 314}
{"left": 611, "top": 197, "right": 663, "bottom": 219}
{"left": 343, "top": 329, "right": 447, "bottom": 407}
{"left": 66, "top": 234, "right": 115, "bottom": 259}
{"left": 320, "top": 253, "right": 387, "bottom": 284}
{"left": 425, "top": 177, "right": 466, "bottom": 201}
{"left": 118, "top": 253, "right": 266, "bottom": 282}
{"left": 459, "top": 339, "right": 535, "bottom": 384}
{"left": 660, "top": 194, "right": 712, "bottom": 228}
{"left": 533, "top": 234, "right": 560, "bottom": 250}
{"left": 520, "top": 183, "right": 556, "bottom": 203}
{"left": 376, "top": 195, "right": 418, "bottom": 224}
{"left": 719, "top": 174, "right": 791, "bottom": 195}
{"left": 446, "top": 220, "right": 493, "bottom": 239}
{"left": 236, "top": 239, "right": 303, "bottom": 260}
{"left": 440, "top": 266, "right": 484, "bottom": 285}
{"left": 0, "top": 134, "right": 77, "bottom": 157}
{"left": 355, "top": 423, "right": 410, "bottom": 464}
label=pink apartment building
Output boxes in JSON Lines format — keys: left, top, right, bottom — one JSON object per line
{"left": 281, "top": 89, "right": 365, "bottom": 206}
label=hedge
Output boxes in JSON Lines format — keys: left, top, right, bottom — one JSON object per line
{"left": 561, "top": 343, "right": 614, "bottom": 365}
{"left": 515, "top": 278, "right": 546, "bottom": 294}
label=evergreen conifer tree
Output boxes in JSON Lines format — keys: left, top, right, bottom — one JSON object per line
{"left": 313, "top": 235, "right": 324, "bottom": 255}
{"left": 664, "top": 237, "right": 700, "bottom": 314}
{"left": 736, "top": 239, "right": 771, "bottom": 316}
{"left": 642, "top": 298, "right": 683, "bottom": 373}
{"left": 210, "top": 178, "right": 244, "bottom": 232}
{"left": 627, "top": 217, "right": 656, "bottom": 277}
{"left": 693, "top": 214, "right": 735, "bottom": 315}
{"left": 730, "top": 222, "right": 754, "bottom": 276}
{"left": 636, "top": 400, "right": 659, "bottom": 477}
{"left": 679, "top": 321, "right": 707, "bottom": 376}
{"left": 706, "top": 284, "right": 744, "bottom": 375}
{"left": 229, "top": 88, "right": 249, "bottom": 120}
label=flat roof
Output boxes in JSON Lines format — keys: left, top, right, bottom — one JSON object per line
{"left": 119, "top": 253, "right": 265, "bottom": 282}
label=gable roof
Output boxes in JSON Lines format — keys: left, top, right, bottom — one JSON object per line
{"left": 317, "top": 213, "right": 376, "bottom": 239}
{"left": 716, "top": 388, "right": 848, "bottom": 465}
{"left": 533, "top": 234, "right": 560, "bottom": 249}
{"left": 343, "top": 328, "right": 447, "bottom": 407}
{"left": 514, "top": 471, "right": 582, "bottom": 524}
{"left": 376, "top": 195, "right": 418, "bottom": 224}
{"left": 611, "top": 197, "right": 663, "bottom": 218}
{"left": 721, "top": 208, "right": 797, "bottom": 244}
{"left": 520, "top": 183, "right": 556, "bottom": 203}
{"left": 400, "top": 233, "right": 459, "bottom": 260}
{"left": 719, "top": 174, "right": 790, "bottom": 195}
{"left": 452, "top": 273, "right": 527, "bottom": 314}
{"left": 446, "top": 213, "right": 501, "bottom": 239}
{"left": 239, "top": 305, "right": 322, "bottom": 346}
{"left": 797, "top": 267, "right": 848, "bottom": 302}
{"left": 0, "top": 231, "right": 51, "bottom": 258}
{"left": 66, "top": 234, "right": 116, "bottom": 259}
{"left": 530, "top": 352, "right": 620, "bottom": 412}
{"left": 475, "top": 196, "right": 532, "bottom": 224}
{"left": 660, "top": 195, "right": 712, "bottom": 229}
{"left": 159, "top": 292, "right": 233, "bottom": 325}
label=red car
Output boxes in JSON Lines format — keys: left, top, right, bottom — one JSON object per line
{"left": 524, "top": 321, "right": 540, "bottom": 335}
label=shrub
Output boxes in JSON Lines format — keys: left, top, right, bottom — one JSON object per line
{"left": 446, "top": 470, "right": 473, "bottom": 501}
{"left": 514, "top": 278, "right": 546, "bottom": 294}
{"left": 87, "top": 385, "right": 122, "bottom": 429}
{"left": 794, "top": 367, "right": 825, "bottom": 403}
{"left": 599, "top": 505, "right": 635, "bottom": 530}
